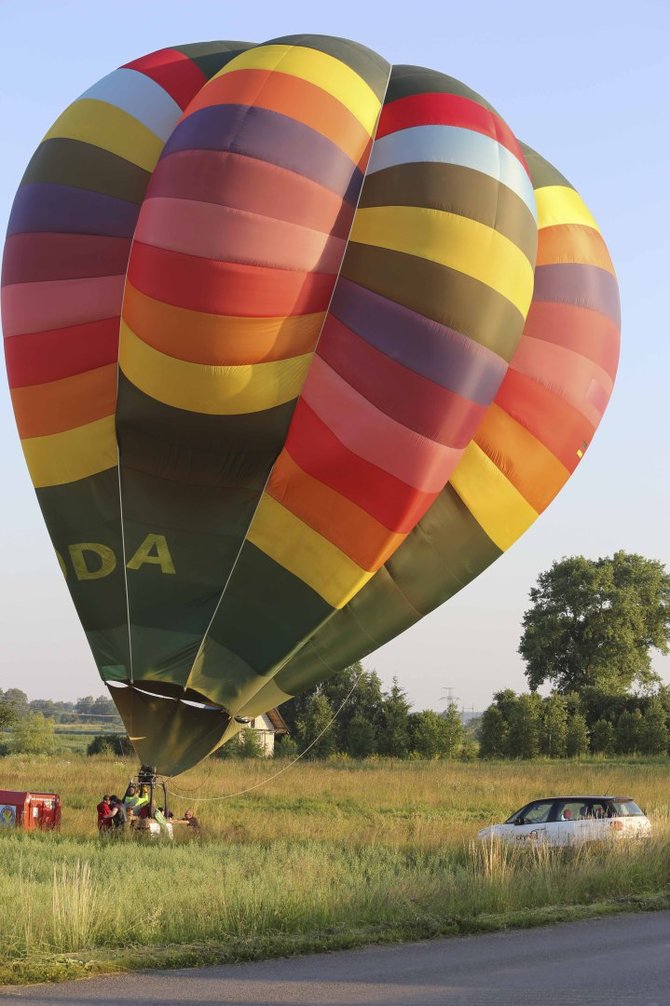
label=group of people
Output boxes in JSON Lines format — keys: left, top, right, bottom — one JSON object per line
{"left": 96, "top": 783, "right": 199, "bottom": 834}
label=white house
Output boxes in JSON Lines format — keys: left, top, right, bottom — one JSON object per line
{"left": 241, "top": 707, "right": 289, "bottom": 756}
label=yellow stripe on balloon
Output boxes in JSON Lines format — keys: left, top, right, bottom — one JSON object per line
{"left": 247, "top": 494, "right": 374, "bottom": 608}
{"left": 449, "top": 442, "right": 538, "bottom": 551}
{"left": 22, "top": 415, "right": 117, "bottom": 488}
{"left": 350, "top": 205, "right": 535, "bottom": 318}
{"left": 214, "top": 44, "right": 382, "bottom": 136}
{"left": 43, "top": 99, "right": 163, "bottom": 173}
{"left": 535, "top": 185, "right": 600, "bottom": 232}
{"left": 119, "top": 322, "right": 312, "bottom": 415}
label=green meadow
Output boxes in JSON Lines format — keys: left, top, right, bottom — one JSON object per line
{"left": 1, "top": 754, "right": 669, "bottom": 984}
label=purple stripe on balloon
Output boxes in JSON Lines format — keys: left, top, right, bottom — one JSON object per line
{"left": 7, "top": 183, "right": 139, "bottom": 238}
{"left": 161, "top": 104, "right": 364, "bottom": 204}
{"left": 329, "top": 278, "right": 508, "bottom": 406}
{"left": 533, "top": 263, "right": 621, "bottom": 327}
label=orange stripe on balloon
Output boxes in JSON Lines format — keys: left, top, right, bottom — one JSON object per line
{"left": 536, "top": 224, "right": 615, "bottom": 273}
{"left": 496, "top": 369, "right": 594, "bottom": 473}
{"left": 11, "top": 363, "right": 117, "bottom": 438}
{"left": 267, "top": 449, "right": 405, "bottom": 571}
{"left": 474, "top": 403, "right": 569, "bottom": 513}
{"left": 122, "top": 283, "right": 323, "bottom": 365}
{"left": 181, "top": 68, "right": 372, "bottom": 171}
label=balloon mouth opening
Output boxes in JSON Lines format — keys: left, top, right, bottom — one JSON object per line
{"left": 107, "top": 677, "right": 226, "bottom": 714}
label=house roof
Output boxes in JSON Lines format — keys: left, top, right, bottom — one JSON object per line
{"left": 265, "top": 707, "right": 289, "bottom": 734}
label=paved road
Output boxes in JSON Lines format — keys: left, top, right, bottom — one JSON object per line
{"left": 2, "top": 911, "right": 670, "bottom": 1005}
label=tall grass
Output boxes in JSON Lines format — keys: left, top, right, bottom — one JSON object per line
{"left": 1, "top": 755, "right": 669, "bottom": 982}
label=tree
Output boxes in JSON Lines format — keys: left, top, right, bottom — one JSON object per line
{"left": 615, "top": 709, "right": 643, "bottom": 754}
{"left": 520, "top": 553, "right": 670, "bottom": 695}
{"left": 10, "top": 712, "right": 57, "bottom": 755}
{"left": 87, "top": 734, "right": 134, "bottom": 756}
{"left": 409, "top": 710, "right": 452, "bottom": 759}
{"left": 590, "top": 719, "right": 615, "bottom": 755}
{"left": 378, "top": 678, "right": 411, "bottom": 757}
{"left": 639, "top": 699, "right": 669, "bottom": 755}
{"left": 1, "top": 689, "right": 29, "bottom": 718}
{"left": 506, "top": 694, "right": 542, "bottom": 759}
{"left": 295, "top": 693, "right": 337, "bottom": 759}
{"left": 478, "top": 706, "right": 507, "bottom": 758}
{"left": 442, "top": 702, "right": 465, "bottom": 758}
{"left": 0, "top": 699, "right": 17, "bottom": 731}
{"left": 566, "top": 712, "right": 590, "bottom": 757}
{"left": 345, "top": 713, "right": 377, "bottom": 758}
{"left": 541, "top": 695, "right": 568, "bottom": 758}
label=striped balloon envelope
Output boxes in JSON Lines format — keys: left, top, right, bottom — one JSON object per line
{"left": 1, "top": 37, "right": 619, "bottom": 776}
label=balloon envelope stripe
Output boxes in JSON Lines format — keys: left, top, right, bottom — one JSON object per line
{"left": 79, "top": 68, "right": 184, "bottom": 142}
{"left": 148, "top": 150, "right": 356, "bottom": 239}
{"left": 329, "top": 277, "right": 507, "bottom": 403}
{"left": 160, "top": 104, "right": 364, "bottom": 205}
{"left": 122, "top": 47, "right": 209, "bottom": 110}
{"left": 134, "top": 197, "right": 347, "bottom": 274}
{"left": 126, "top": 241, "right": 336, "bottom": 317}
{"left": 1, "top": 233, "right": 132, "bottom": 286}
{"left": 43, "top": 99, "right": 164, "bottom": 174}
{"left": 122, "top": 282, "right": 325, "bottom": 366}
{"left": 4, "top": 318, "right": 120, "bottom": 387}
{"left": 11, "top": 363, "right": 117, "bottom": 438}
{"left": 7, "top": 183, "right": 139, "bottom": 238}
{"left": 317, "top": 315, "right": 488, "bottom": 448}
{"left": 377, "top": 91, "right": 527, "bottom": 165}
{"left": 181, "top": 69, "right": 372, "bottom": 169}
{"left": 367, "top": 125, "right": 536, "bottom": 219}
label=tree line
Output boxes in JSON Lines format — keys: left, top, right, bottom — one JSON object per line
{"left": 218, "top": 663, "right": 473, "bottom": 761}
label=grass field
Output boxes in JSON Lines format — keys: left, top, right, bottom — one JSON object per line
{"left": 1, "top": 753, "right": 670, "bottom": 984}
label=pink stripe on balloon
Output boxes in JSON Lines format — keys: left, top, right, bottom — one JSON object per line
{"left": 134, "top": 197, "right": 346, "bottom": 275}
{"left": 301, "top": 355, "right": 461, "bottom": 493}
{"left": 511, "top": 337, "right": 613, "bottom": 428}
{"left": 2, "top": 275, "right": 125, "bottom": 339}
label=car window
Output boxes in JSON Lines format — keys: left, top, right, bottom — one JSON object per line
{"left": 591, "top": 802, "right": 608, "bottom": 819}
{"left": 556, "top": 801, "right": 591, "bottom": 821}
{"left": 610, "top": 800, "right": 644, "bottom": 817}
{"left": 519, "top": 801, "right": 554, "bottom": 824}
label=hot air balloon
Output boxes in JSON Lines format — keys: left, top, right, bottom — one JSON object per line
{"left": 1, "top": 35, "right": 619, "bottom": 779}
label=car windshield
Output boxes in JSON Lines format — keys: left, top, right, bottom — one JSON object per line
{"left": 509, "top": 801, "right": 554, "bottom": 825}
{"left": 610, "top": 800, "right": 644, "bottom": 817}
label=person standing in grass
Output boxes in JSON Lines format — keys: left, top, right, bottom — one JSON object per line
{"left": 96, "top": 794, "right": 114, "bottom": 832}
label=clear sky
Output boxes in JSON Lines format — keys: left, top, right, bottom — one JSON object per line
{"left": 1, "top": 0, "right": 668, "bottom": 711}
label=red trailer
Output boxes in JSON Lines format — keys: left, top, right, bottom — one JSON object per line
{"left": 0, "top": 790, "right": 61, "bottom": 831}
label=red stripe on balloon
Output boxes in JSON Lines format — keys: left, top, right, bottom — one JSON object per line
{"left": 496, "top": 368, "right": 595, "bottom": 473}
{"left": 122, "top": 48, "right": 207, "bottom": 110}
{"left": 1, "top": 233, "right": 131, "bottom": 286}
{"left": 376, "top": 92, "right": 527, "bottom": 168}
{"left": 317, "top": 315, "right": 487, "bottom": 449}
{"left": 4, "top": 317, "right": 120, "bottom": 387}
{"left": 126, "top": 241, "right": 335, "bottom": 319}
{"left": 285, "top": 399, "right": 438, "bottom": 534}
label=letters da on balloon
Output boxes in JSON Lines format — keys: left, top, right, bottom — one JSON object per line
{"left": 56, "top": 534, "right": 176, "bottom": 581}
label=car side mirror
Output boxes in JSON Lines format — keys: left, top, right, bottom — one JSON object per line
{"left": 515, "top": 818, "right": 524, "bottom": 826}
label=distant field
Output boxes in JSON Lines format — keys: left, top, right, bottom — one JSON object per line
{"left": 1, "top": 754, "right": 669, "bottom": 984}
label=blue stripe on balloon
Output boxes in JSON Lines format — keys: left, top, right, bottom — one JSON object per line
{"left": 161, "top": 104, "right": 363, "bottom": 204}
{"left": 7, "top": 183, "right": 139, "bottom": 238}
{"left": 329, "top": 278, "right": 507, "bottom": 404}
{"left": 367, "top": 125, "right": 537, "bottom": 219}
{"left": 78, "top": 68, "right": 183, "bottom": 143}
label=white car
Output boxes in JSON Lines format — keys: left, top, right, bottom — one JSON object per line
{"left": 477, "top": 795, "right": 651, "bottom": 847}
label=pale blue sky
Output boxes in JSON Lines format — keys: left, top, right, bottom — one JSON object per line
{"left": 1, "top": 0, "right": 668, "bottom": 710}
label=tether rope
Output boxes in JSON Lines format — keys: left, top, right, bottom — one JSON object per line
{"left": 166, "top": 670, "right": 363, "bottom": 803}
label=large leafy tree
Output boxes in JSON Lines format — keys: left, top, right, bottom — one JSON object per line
{"left": 520, "top": 552, "right": 670, "bottom": 695}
